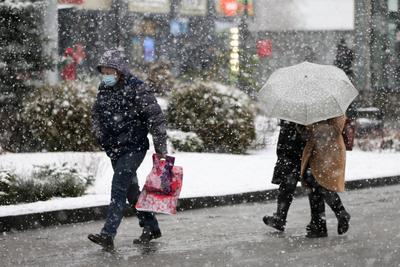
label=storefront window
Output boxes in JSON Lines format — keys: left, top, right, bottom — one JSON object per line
{"left": 130, "top": 18, "right": 165, "bottom": 65}
{"left": 143, "top": 37, "right": 156, "bottom": 63}
{"left": 131, "top": 37, "right": 143, "bottom": 64}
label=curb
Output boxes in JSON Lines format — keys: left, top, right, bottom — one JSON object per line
{"left": 1, "top": 176, "right": 399, "bottom": 232}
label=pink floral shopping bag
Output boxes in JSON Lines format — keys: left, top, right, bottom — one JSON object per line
{"left": 136, "top": 154, "right": 183, "bottom": 215}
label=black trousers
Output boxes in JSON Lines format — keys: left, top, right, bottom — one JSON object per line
{"left": 101, "top": 152, "right": 159, "bottom": 238}
{"left": 274, "top": 171, "right": 323, "bottom": 224}
{"left": 275, "top": 170, "right": 347, "bottom": 226}
{"left": 274, "top": 173, "right": 298, "bottom": 224}
{"left": 304, "top": 173, "right": 346, "bottom": 221}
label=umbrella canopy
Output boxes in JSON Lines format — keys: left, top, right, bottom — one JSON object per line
{"left": 258, "top": 62, "right": 358, "bottom": 125}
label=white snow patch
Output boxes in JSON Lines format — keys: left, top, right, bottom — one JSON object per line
{"left": 0, "top": 0, "right": 37, "bottom": 9}
{"left": 0, "top": 147, "right": 399, "bottom": 217}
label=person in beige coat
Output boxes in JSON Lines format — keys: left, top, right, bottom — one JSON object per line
{"left": 299, "top": 115, "right": 351, "bottom": 238}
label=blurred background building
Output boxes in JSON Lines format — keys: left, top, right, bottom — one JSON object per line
{"left": 55, "top": 0, "right": 400, "bottom": 93}
{"left": 57, "top": 0, "right": 216, "bottom": 76}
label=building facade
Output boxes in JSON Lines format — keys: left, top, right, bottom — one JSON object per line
{"left": 58, "top": 0, "right": 218, "bottom": 75}
{"left": 247, "top": 0, "right": 355, "bottom": 88}
{"left": 245, "top": 0, "right": 400, "bottom": 92}
{"left": 355, "top": 0, "right": 400, "bottom": 91}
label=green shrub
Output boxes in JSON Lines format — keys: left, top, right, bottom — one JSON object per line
{"left": 0, "top": 171, "right": 18, "bottom": 205}
{"left": 168, "top": 81, "right": 256, "bottom": 154}
{"left": 31, "top": 163, "right": 94, "bottom": 198}
{"left": 167, "top": 130, "right": 204, "bottom": 152}
{"left": 0, "top": 163, "right": 94, "bottom": 205}
{"left": 19, "top": 80, "right": 99, "bottom": 152}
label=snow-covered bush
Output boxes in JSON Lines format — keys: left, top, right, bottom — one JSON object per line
{"left": 167, "top": 130, "right": 204, "bottom": 152}
{"left": 0, "top": 171, "right": 18, "bottom": 205}
{"left": 0, "top": 0, "right": 54, "bottom": 152}
{"left": 167, "top": 81, "right": 256, "bottom": 154}
{"left": 147, "top": 60, "right": 175, "bottom": 96}
{"left": 0, "top": 163, "right": 93, "bottom": 205}
{"left": 19, "top": 81, "right": 98, "bottom": 152}
{"left": 31, "top": 163, "right": 94, "bottom": 198}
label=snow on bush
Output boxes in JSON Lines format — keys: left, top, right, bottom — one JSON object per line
{"left": 147, "top": 60, "right": 175, "bottom": 96}
{"left": 167, "top": 130, "right": 204, "bottom": 152}
{"left": 0, "top": 0, "right": 37, "bottom": 9}
{"left": 0, "top": 163, "right": 93, "bottom": 205}
{"left": 0, "top": 0, "right": 53, "bottom": 152}
{"left": 0, "top": 171, "right": 18, "bottom": 203}
{"left": 168, "top": 81, "right": 256, "bottom": 154}
{"left": 20, "top": 81, "right": 99, "bottom": 152}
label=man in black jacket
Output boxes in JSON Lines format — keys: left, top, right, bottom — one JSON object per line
{"left": 88, "top": 49, "right": 168, "bottom": 249}
{"left": 334, "top": 38, "right": 355, "bottom": 83}
{"left": 334, "top": 38, "right": 357, "bottom": 120}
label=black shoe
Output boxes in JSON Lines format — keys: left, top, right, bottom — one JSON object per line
{"left": 337, "top": 211, "right": 351, "bottom": 235}
{"left": 133, "top": 227, "right": 162, "bottom": 244}
{"left": 262, "top": 215, "right": 285, "bottom": 231}
{"left": 306, "top": 219, "right": 328, "bottom": 238}
{"left": 88, "top": 233, "right": 114, "bottom": 250}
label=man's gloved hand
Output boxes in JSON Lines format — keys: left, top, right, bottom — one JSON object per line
{"left": 157, "top": 153, "right": 167, "bottom": 161}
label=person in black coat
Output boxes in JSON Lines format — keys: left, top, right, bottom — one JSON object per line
{"left": 88, "top": 49, "right": 168, "bottom": 250}
{"left": 263, "top": 120, "right": 326, "bottom": 235}
{"left": 334, "top": 38, "right": 355, "bottom": 82}
{"left": 334, "top": 38, "right": 358, "bottom": 120}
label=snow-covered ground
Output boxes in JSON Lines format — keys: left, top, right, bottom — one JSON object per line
{"left": 1, "top": 146, "right": 400, "bottom": 217}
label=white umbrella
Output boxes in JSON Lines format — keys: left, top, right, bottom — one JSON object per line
{"left": 258, "top": 62, "right": 359, "bottom": 125}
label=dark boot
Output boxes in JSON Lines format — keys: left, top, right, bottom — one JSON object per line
{"left": 133, "top": 226, "right": 162, "bottom": 244}
{"left": 263, "top": 213, "right": 285, "bottom": 231}
{"left": 306, "top": 188, "right": 327, "bottom": 238}
{"left": 320, "top": 188, "right": 350, "bottom": 235}
{"left": 337, "top": 210, "right": 351, "bottom": 235}
{"left": 263, "top": 180, "right": 297, "bottom": 231}
{"left": 306, "top": 218, "right": 328, "bottom": 238}
{"left": 88, "top": 233, "right": 114, "bottom": 250}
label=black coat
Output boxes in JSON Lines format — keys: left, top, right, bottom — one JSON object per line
{"left": 334, "top": 43, "right": 354, "bottom": 80}
{"left": 271, "top": 120, "right": 306, "bottom": 185}
{"left": 92, "top": 75, "right": 167, "bottom": 160}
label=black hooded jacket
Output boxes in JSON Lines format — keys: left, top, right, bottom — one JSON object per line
{"left": 92, "top": 50, "right": 167, "bottom": 159}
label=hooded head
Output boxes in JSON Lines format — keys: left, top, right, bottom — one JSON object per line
{"left": 97, "top": 49, "right": 131, "bottom": 77}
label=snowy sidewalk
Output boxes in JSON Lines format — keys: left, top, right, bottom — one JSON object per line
{"left": 1, "top": 147, "right": 400, "bottom": 218}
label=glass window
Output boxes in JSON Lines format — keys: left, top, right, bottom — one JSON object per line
{"left": 388, "top": 0, "right": 398, "bottom": 11}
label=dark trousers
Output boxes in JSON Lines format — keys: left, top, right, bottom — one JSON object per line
{"left": 101, "top": 152, "right": 159, "bottom": 238}
{"left": 304, "top": 173, "right": 346, "bottom": 222}
{"left": 274, "top": 173, "right": 298, "bottom": 224}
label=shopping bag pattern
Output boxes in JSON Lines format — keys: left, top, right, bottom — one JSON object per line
{"left": 143, "top": 154, "right": 174, "bottom": 194}
{"left": 136, "top": 155, "right": 183, "bottom": 215}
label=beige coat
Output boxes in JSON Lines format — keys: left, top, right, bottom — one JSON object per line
{"left": 300, "top": 115, "right": 346, "bottom": 192}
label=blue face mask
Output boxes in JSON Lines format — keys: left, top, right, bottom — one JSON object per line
{"left": 102, "top": 74, "right": 118, "bottom": 87}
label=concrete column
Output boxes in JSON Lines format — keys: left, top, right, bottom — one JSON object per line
{"left": 354, "top": 0, "right": 372, "bottom": 91}
{"left": 42, "top": 0, "right": 59, "bottom": 85}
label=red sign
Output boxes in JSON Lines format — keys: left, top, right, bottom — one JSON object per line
{"left": 217, "top": 0, "right": 254, "bottom": 17}
{"left": 256, "top": 40, "right": 272, "bottom": 58}
{"left": 220, "top": 0, "right": 238, "bottom": 16}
